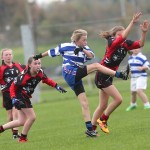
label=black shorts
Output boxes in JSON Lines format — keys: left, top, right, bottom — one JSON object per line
{"left": 2, "top": 91, "right": 13, "bottom": 110}
{"left": 95, "top": 72, "right": 113, "bottom": 89}
{"left": 15, "top": 93, "right": 33, "bottom": 109}
{"left": 73, "top": 66, "right": 87, "bottom": 96}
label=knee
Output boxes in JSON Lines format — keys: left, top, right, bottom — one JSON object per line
{"left": 93, "top": 63, "right": 100, "bottom": 69}
{"left": 117, "top": 97, "right": 123, "bottom": 105}
{"left": 18, "top": 120, "right": 25, "bottom": 126}
{"left": 30, "top": 115, "right": 36, "bottom": 123}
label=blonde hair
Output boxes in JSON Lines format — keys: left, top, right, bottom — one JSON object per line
{"left": 100, "top": 26, "right": 125, "bottom": 39}
{"left": 71, "top": 29, "right": 87, "bottom": 42}
{"left": 1, "top": 48, "right": 13, "bottom": 57}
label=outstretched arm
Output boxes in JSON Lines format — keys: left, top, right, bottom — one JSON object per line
{"left": 122, "top": 12, "right": 142, "bottom": 39}
{"left": 33, "top": 50, "right": 49, "bottom": 60}
{"left": 139, "top": 20, "right": 150, "bottom": 47}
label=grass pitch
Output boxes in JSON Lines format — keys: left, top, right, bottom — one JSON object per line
{"left": 0, "top": 78, "right": 150, "bottom": 150}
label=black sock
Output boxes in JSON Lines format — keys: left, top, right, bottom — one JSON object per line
{"left": 12, "top": 129, "right": 18, "bottom": 135}
{"left": 0, "top": 125, "right": 4, "bottom": 133}
{"left": 85, "top": 121, "right": 93, "bottom": 131}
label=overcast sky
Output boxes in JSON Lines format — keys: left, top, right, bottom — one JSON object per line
{"left": 35, "top": 0, "right": 65, "bottom": 4}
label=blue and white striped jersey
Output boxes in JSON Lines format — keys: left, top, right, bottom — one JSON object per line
{"left": 128, "top": 52, "right": 150, "bottom": 78}
{"left": 48, "top": 42, "right": 95, "bottom": 68}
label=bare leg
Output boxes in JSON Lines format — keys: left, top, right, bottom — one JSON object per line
{"left": 3, "top": 110, "right": 26, "bottom": 130}
{"left": 87, "top": 63, "right": 116, "bottom": 76}
{"left": 92, "top": 90, "right": 109, "bottom": 125}
{"left": 12, "top": 107, "right": 20, "bottom": 131}
{"left": 21, "top": 108, "right": 36, "bottom": 135}
{"left": 77, "top": 93, "right": 91, "bottom": 122}
{"left": 137, "top": 89, "right": 150, "bottom": 104}
{"left": 92, "top": 85, "right": 122, "bottom": 125}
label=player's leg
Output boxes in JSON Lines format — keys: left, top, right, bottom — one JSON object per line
{"left": 126, "top": 78, "right": 137, "bottom": 111}
{"left": 12, "top": 107, "right": 20, "bottom": 139}
{"left": 98, "top": 85, "right": 122, "bottom": 133}
{"left": 0, "top": 110, "right": 26, "bottom": 133}
{"left": 136, "top": 77, "right": 150, "bottom": 109}
{"left": 74, "top": 84, "right": 97, "bottom": 137}
{"left": 92, "top": 89, "right": 109, "bottom": 132}
{"left": 86, "top": 63, "right": 116, "bottom": 76}
{"left": 19, "top": 108, "right": 36, "bottom": 142}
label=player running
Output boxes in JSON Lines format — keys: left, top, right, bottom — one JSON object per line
{"left": 0, "top": 48, "right": 25, "bottom": 139}
{"left": 0, "top": 57, "right": 66, "bottom": 142}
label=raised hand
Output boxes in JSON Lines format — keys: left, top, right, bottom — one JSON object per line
{"left": 132, "top": 12, "right": 142, "bottom": 23}
{"left": 140, "top": 20, "right": 150, "bottom": 32}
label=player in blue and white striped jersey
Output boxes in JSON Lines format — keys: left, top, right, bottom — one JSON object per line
{"left": 126, "top": 48, "right": 150, "bottom": 111}
{"left": 33, "top": 29, "right": 127, "bottom": 137}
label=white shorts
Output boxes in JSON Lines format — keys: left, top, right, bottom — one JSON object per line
{"left": 130, "top": 76, "right": 147, "bottom": 91}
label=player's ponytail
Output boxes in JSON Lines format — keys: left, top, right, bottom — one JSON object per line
{"left": 99, "top": 26, "right": 125, "bottom": 39}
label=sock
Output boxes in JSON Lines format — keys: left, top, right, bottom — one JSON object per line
{"left": 20, "top": 133, "right": 27, "bottom": 140}
{"left": 92, "top": 125, "right": 97, "bottom": 131}
{"left": 144, "top": 102, "right": 150, "bottom": 107}
{"left": 12, "top": 129, "right": 18, "bottom": 135}
{"left": 85, "top": 121, "right": 93, "bottom": 131}
{"left": 131, "top": 103, "right": 137, "bottom": 106}
{"left": 0, "top": 125, "right": 5, "bottom": 133}
{"left": 100, "top": 113, "right": 109, "bottom": 121}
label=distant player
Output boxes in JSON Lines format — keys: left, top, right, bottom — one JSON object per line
{"left": 0, "top": 57, "right": 66, "bottom": 142}
{"left": 126, "top": 48, "right": 150, "bottom": 111}
{"left": 92, "top": 12, "right": 149, "bottom": 133}
{"left": 0, "top": 48, "right": 25, "bottom": 139}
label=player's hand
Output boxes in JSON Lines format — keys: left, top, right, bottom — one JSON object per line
{"left": 55, "top": 84, "right": 67, "bottom": 93}
{"left": 115, "top": 70, "right": 129, "bottom": 80}
{"left": 12, "top": 98, "right": 24, "bottom": 110}
{"left": 140, "top": 20, "right": 150, "bottom": 33}
{"left": 74, "top": 47, "right": 83, "bottom": 55}
{"left": 33, "top": 53, "right": 42, "bottom": 60}
{"left": 132, "top": 12, "right": 142, "bottom": 23}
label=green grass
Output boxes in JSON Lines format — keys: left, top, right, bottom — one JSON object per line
{"left": 0, "top": 78, "right": 150, "bottom": 150}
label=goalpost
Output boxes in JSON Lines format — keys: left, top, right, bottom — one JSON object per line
{"left": 20, "top": 24, "right": 40, "bottom": 103}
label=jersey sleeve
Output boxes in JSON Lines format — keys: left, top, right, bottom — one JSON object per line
{"left": 41, "top": 72, "right": 57, "bottom": 87}
{"left": 10, "top": 82, "right": 18, "bottom": 98}
{"left": 0, "top": 66, "right": 2, "bottom": 83}
{"left": 48, "top": 45, "right": 61, "bottom": 57}
{"left": 84, "top": 45, "right": 95, "bottom": 61}
{"left": 124, "top": 40, "right": 141, "bottom": 50}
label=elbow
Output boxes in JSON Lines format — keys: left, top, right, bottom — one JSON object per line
{"left": 139, "top": 42, "right": 144, "bottom": 47}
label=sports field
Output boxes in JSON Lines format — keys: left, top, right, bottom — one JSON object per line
{"left": 0, "top": 77, "right": 150, "bottom": 150}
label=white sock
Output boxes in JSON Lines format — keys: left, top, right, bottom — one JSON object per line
{"left": 144, "top": 102, "right": 150, "bottom": 107}
{"left": 131, "top": 103, "right": 137, "bottom": 106}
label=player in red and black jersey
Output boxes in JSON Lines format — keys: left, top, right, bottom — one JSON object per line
{"left": 0, "top": 56, "right": 66, "bottom": 142}
{"left": 92, "top": 12, "right": 150, "bottom": 133}
{"left": 0, "top": 48, "right": 25, "bottom": 139}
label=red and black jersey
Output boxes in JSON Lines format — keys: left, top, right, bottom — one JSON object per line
{"left": 100, "top": 35, "right": 141, "bottom": 71}
{"left": 10, "top": 68, "right": 57, "bottom": 99}
{"left": 0, "top": 62, "right": 25, "bottom": 92}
